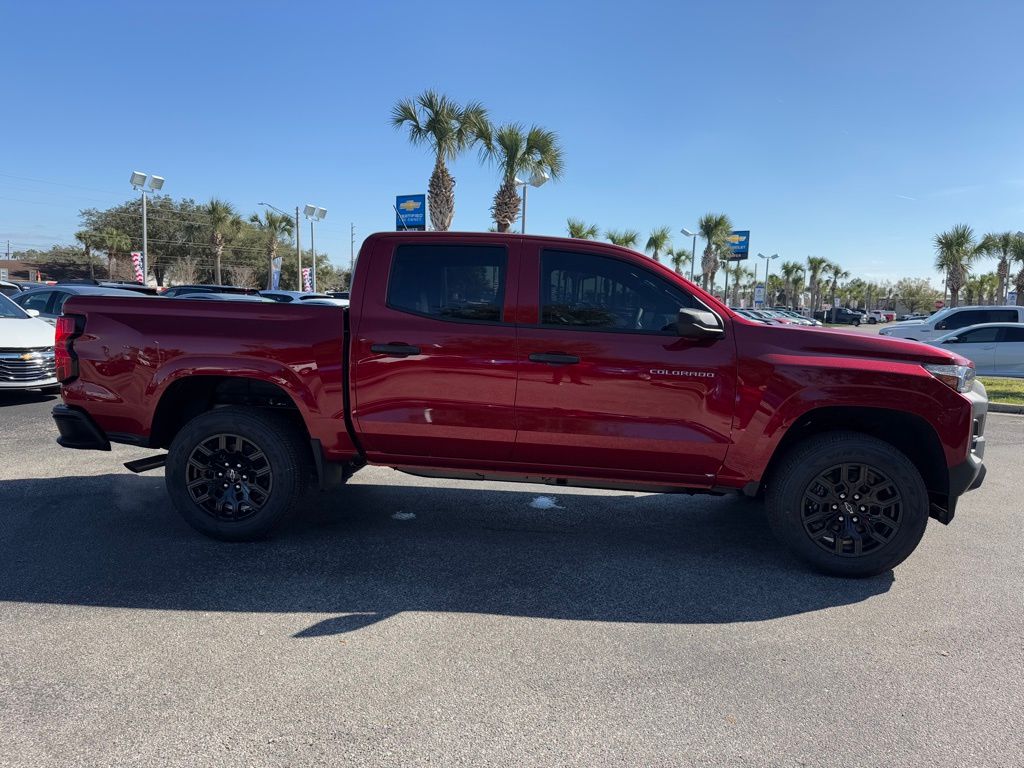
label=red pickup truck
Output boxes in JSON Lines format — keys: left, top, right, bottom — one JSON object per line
{"left": 51, "top": 232, "right": 987, "bottom": 577}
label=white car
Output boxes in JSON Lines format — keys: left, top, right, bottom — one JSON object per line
{"left": 864, "top": 310, "right": 888, "bottom": 324}
{"left": 879, "top": 305, "right": 1024, "bottom": 342}
{"left": 0, "top": 292, "right": 58, "bottom": 391}
{"left": 930, "top": 322, "right": 1024, "bottom": 377}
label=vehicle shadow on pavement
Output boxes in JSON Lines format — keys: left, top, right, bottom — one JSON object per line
{"left": 0, "top": 473, "right": 893, "bottom": 635}
{"left": 0, "top": 391, "right": 58, "bottom": 407}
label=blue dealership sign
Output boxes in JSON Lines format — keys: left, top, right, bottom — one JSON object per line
{"left": 395, "top": 194, "right": 426, "bottom": 231}
{"left": 725, "top": 230, "right": 750, "bottom": 261}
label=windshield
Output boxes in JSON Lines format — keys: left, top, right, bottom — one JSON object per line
{"left": 0, "top": 292, "right": 29, "bottom": 318}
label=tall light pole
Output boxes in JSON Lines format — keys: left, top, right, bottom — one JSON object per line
{"left": 515, "top": 170, "right": 550, "bottom": 234}
{"left": 350, "top": 223, "right": 356, "bottom": 290}
{"left": 259, "top": 202, "right": 302, "bottom": 289}
{"left": 757, "top": 252, "right": 778, "bottom": 307}
{"left": 303, "top": 205, "right": 327, "bottom": 292}
{"left": 130, "top": 171, "right": 164, "bottom": 283}
{"left": 680, "top": 227, "right": 698, "bottom": 281}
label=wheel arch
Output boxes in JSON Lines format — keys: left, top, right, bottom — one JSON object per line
{"left": 759, "top": 406, "right": 949, "bottom": 516}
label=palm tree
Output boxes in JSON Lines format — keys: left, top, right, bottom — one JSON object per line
{"left": 824, "top": 262, "right": 850, "bottom": 320}
{"left": 75, "top": 229, "right": 101, "bottom": 279}
{"left": 778, "top": 261, "right": 804, "bottom": 309}
{"left": 934, "top": 224, "right": 978, "bottom": 308}
{"left": 644, "top": 226, "right": 672, "bottom": 263}
{"left": 566, "top": 218, "right": 599, "bottom": 239}
{"left": 697, "top": 213, "right": 732, "bottom": 292}
{"left": 99, "top": 228, "right": 131, "bottom": 280}
{"left": 605, "top": 229, "right": 640, "bottom": 248}
{"left": 391, "top": 90, "right": 489, "bottom": 231}
{"left": 978, "top": 231, "right": 1016, "bottom": 304}
{"left": 806, "top": 256, "right": 830, "bottom": 314}
{"left": 480, "top": 123, "right": 564, "bottom": 232}
{"left": 729, "top": 264, "right": 753, "bottom": 305}
{"left": 249, "top": 210, "right": 294, "bottom": 289}
{"left": 1011, "top": 235, "right": 1024, "bottom": 306}
{"left": 205, "top": 198, "right": 241, "bottom": 285}
{"left": 668, "top": 248, "right": 686, "bottom": 275}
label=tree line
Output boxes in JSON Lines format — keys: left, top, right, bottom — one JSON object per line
{"left": 10, "top": 196, "right": 347, "bottom": 290}
{"left": 933, "top": 226, "right": 1024, "bottom": 307}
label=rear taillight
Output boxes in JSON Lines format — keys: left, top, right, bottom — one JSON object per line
{"left": 55, "top": 315, "right": 83, "bottom": 383}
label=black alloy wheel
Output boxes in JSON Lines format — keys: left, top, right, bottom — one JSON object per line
{"left": 185, "top": 433, "right": 273, "bottom": 522}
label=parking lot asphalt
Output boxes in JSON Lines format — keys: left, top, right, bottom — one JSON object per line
{"left": 1, "top": 392, "right": 1022, "bottom": 767}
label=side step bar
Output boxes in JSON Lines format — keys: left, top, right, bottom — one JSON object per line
{"left": 124, "top": 454, "right": 167, "bottom": 473}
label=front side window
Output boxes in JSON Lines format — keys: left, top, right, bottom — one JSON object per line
{"left": 388, "top": 244, "right": 507, "bottom": 323}
{"left": 953, "top": 327, "right": 1000, "bottom": 343}
{"left": 541, "top": 249, "right": 700, "bottom": 333}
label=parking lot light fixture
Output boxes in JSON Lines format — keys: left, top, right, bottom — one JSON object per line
{"left": 129, "top": 171, "right": 165, "bottom": 283}
{"left": 304, "top": 204, "right": 328, "bottom": 292}
{"left": 681, "top": 227, "right": 698, "bottom": 280}
{"left": 515, "top": 170, "right": 549, "bottom": 234}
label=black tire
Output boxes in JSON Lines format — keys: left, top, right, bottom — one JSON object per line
{"left": 765, "top": 431, "right": 929, "bottom": 577}
{"left": 165, "top": 406, "right": 309, "bottom": 541}
{"left": 868, "top": 318, "right": 877, "bottom": 325}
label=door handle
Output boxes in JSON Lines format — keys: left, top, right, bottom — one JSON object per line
{"left": 371, "top": 343, "right": 421, "bottom": 357}
{"left": 529, "top": 352, "right": 580, "bottom": 365}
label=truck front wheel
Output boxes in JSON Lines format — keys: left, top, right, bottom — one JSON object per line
{"left": 765, "top": 432, "right": 929, "bottom": 577}
{"left": 165, "top": 407, "right": 308, "bottom": 541}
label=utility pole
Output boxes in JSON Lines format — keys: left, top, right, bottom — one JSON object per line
{"left": 295, "top": 206, "right": 302, "bottom": 291}
{"left": 349, "top": 223, "right": 355, "bottom": 290}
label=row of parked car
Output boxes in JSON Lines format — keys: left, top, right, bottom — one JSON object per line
{"left": 0, "top": 279, "right": 351, "bottom": 326}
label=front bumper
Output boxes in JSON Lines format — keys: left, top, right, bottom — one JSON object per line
{"left": 52, "top": 405, "right": 111, "bottom": 451}
{"left": 932, "top": 379, "right": 987, "bottom": 523}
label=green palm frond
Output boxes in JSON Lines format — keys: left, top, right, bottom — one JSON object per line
{"left": 567, "top": 218, "right": 599, "bottom": 239}
{"left": 645, "top": 226, "right": 672, "bottom": 262}
{"left": 606, "top": 229, "right": 640, "bottom": 248}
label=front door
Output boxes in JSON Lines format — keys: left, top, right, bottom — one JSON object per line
{"left": 512, "top": 245, "right": 736, "bottom": 487}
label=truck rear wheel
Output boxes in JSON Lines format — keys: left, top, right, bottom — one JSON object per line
{"left": 765, "top": 431, "right": 929, "bottom": 577}
{"left": 165, "top": 407, "right": 308, "bottom": 541}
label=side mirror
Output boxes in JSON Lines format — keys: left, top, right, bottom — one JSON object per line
{"left": 935, "top": 321, "right": 947, "bottom": 330}
{"left": 942, "top": 336, "right": 959, "bottom": 344}
{"left": 25, "top": 308, "right": 40, "bottom": 317}
{"left": 677, "top": 308, "right": 724, "bottom": 340}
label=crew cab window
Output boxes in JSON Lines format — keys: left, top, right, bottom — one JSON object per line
{"left": 541, "top": 249, "right": 699, "bottom": 333}
{"left": 942, "top": 309, "right": 1017, "bottom": 330}
{"left": 388, "top": 244, "right": 507, "bottom": 323}
{"left": 949, "top": 327, "right": 1000, "bottom": 343}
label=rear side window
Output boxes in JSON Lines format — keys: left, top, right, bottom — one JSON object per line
{"left": 19, "top": 291, "right": 52, "bottom": 314}
{"left": 1000, "top": 327, "right": 1024, "bottom": 342}
{"left": 388, "top": 244, "right": 507, "bottom": 323}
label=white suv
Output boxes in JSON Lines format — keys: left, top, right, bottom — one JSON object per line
{"left": 880, "top": 305, "right": 1024, "bottom": 341}
{"left": 865, "top": 310, "right": 888, "bottom": 324}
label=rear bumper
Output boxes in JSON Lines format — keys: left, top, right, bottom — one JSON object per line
{"left": 52, "top": 405, "right": 111, "bottom": 451}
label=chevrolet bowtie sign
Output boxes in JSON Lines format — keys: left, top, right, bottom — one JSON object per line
{"left": 395, "top": 194, "right": 426, "bottom": 231}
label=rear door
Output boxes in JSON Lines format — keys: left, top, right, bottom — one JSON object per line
{"left": 349, "top": 236, "right": 521, "bottom": 465}
{"left": 993, "top": 326, "right": 1024, "bottom": 377}
{"left": 511, "top": 243, "right": 736, "bottom": 486}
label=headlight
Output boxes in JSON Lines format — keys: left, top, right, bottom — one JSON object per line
{"left": 923, "top": 363, "right": 975, "bottom": 393}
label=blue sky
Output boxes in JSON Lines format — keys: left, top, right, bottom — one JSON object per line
{"left": 2, "top": 0, "right": 1023, "bottom": 284}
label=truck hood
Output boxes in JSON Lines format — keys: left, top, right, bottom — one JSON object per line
{"left": 885, "top": 319, "right": 926, "bottom": 329}
{"left": 741, "top": 323, "right": 968, "bottom": 367}
{"left": 0, "top": 316, "right": 55, "bottom": 349}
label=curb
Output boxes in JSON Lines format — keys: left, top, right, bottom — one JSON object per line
{"left": 989, "top": 402, "right": 1024, "bottom": 415}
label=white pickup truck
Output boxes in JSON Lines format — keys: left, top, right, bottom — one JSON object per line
{"left": 880, "top": 305, "right": 1024, "bottom": 341}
